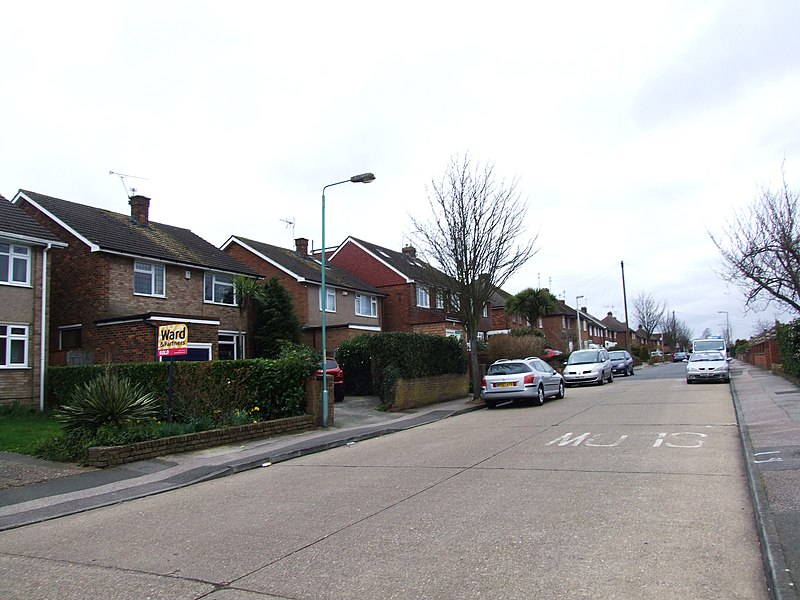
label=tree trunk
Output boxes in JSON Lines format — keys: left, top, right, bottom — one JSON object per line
{"left": 470, "top": 333, "right": 481, "bottom": 400}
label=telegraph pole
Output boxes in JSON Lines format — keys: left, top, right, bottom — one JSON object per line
{"left": 621, "top": 260, "right": 631, "bottom": 353}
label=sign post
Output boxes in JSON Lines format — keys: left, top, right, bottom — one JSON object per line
{"left": 158, "top": 324, "right": 188, "bottom": 421}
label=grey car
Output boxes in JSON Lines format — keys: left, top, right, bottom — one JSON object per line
{"left": 481, "top": 357, "right": 565, "bottom": 409}
{"left": 686, "top": 351, "right": 730, "bottom": 384}
{"left": 608, "top": 350, "right": 634, "bottom": 376}
{"left": 563, "top": 348, "right": 613, "bottom": 386}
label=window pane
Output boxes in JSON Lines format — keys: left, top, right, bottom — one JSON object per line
{"left": 204, "top": 273, "right": 213, "bottom": 301}
{"left": 134, "top": 271, "right": 152, "bottom": 294}
{"left": 0, "top": 338, "right": 5, "bottom": 364}
{"left": 216, "top": 282, "right": 234, "bottom": 304}
{"left": 0, "top": 259, "right": 7, "bottom": 282}
{"left": 12, "top": 257, "right": 27, "bottom": 282}
{"left": 154, "top": 265, "right": 165, "bottom": 295}
{"left": 10, "top": 339, "right": 24, "bottom": 364}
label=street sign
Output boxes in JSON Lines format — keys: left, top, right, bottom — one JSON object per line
{"left": 158, "top": 323, "right": 188, "bottom": 357}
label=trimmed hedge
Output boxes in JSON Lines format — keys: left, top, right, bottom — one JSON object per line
{"left": 335, "top": 333, "right": 467, "bottom": 403}
{"left": 777, "top": 318, "right": 800, "bottom": 377}
{"left": 47, "top": 354, "right": 314, "bottom": 425}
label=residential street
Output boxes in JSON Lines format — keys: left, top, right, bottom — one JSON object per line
{"left": 0, "top": 366, "right": 771, "bottom": 599}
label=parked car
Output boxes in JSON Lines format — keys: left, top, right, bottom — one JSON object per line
{"left": 542, "top": 348, "right": 563, "bottom": 359}
{"left": 686, "top": 351, "right": 730, "bottom": 384}
{"left": 673, "top": 351, "right": 689, "bottom": 362}
{"left": 650, "top": 349, "right": 664, "bottom": 357}
{"left": 563, "top": 348, "right": 613, "bottom": 386}
{"left": 315, "top": 357, "right": 345, "bottom": 402}
{"left": 608, "top": 350, "right": 634, "bottom": 376}
{"left": 481, "top": 357, "right": 565, "bottom": 409}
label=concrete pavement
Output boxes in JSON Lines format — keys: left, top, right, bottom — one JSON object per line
{"left": 0, "top": 396, "right": 484, "bottom": 531}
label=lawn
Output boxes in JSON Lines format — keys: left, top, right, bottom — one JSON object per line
{"left": 0, "top": 408, "right": 61, "bottom": 455}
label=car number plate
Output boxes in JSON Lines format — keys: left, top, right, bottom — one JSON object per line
{"left": 495, "top": 382, "right": 515, "bottom": 388}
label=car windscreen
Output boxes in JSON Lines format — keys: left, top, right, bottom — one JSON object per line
{"left": 608, "top": 351, "right": 627, "bottom": 360}
{"left": 487, "top": 362, "right": 530, "bottom": 375}
{"left": 689, "top": 352, "right": 723, "bottom": 362}
{"left": 324, "top": 359, "right": 338, "bottom": 369}
{"left": 567, "top": 351, "right": 601, "bottom": 365}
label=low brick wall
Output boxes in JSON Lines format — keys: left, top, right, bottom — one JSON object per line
{"left": 86, "top": 415, "right": 315, "bottom": 468}
{"left": 390, "top": 373, "right": 469, "bottom": 412}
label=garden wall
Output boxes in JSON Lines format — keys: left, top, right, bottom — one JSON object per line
{"left": 390, "top": 373, "right": 469, "bottom": 412}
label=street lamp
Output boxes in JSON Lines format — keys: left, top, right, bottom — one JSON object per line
{"left": 321, "top": 172, "right": 375, "bottom": 427}
{"left": 575, "top": 295, "right": 584, "bottom": 350}
{"left": 718, "top": 310, "right": 730, "bottom": 352}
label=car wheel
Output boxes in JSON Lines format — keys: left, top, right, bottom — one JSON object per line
{"left": 608, "top": 370, "right": 614, "bottom": 383}
{"left": 556, "top": 381, "right": 565, "bottom": 399}
{"left": 485, "top": 399, "right": 496, "bottom": 409}
{"left": 686, "top": 379, "right": 692, "bottom": 384}
{"left": 334, "top": 386, "right": 345, "bottom": 402}
{"left": 598, "top": 374, "right": 605, "bottom": 386}
{"left": 536, "top": 385, "right": 545, "bottom": 406}
{"left": 629, "top": 366, "right": 634, "bottom": 376}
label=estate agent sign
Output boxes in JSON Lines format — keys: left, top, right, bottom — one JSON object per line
{"left": 158, "top": 323, "right": 188, "bottom": 357}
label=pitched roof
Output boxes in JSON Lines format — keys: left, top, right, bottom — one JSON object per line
{"left": 600, "top": 312, "right": 628, "bottom": 333}
{"left": 16, "top": 190, "right": 257, "bottom": 276}
{"left": 0, "top": 196, "right": 66, "bottom": 246}
{"left": 335, "top": 236, "right": 452, "bottom": 286}
{"left": 227, "top": 236, "right": 383, "bottom": 295}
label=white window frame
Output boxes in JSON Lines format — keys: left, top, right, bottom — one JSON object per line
{"left": 204, "top": 272, "right": 235, "bottom": 305}
{"left": 436, "top": 291, "right": 445, "bottom": 309}
{"left": 355, "top": 294, "right": 378, "bottom": 318}
{"left": 0, "top": 242, "right": 31, "bottom": 286}
{"left": 482, "top": 303, "right": 489, "bottom": 318}
{"left": 319, "top": 286, "right": 337, "bottom": 313}
{"left": 134, "top": 260, "right": 166, "bottom": 297}
{"left": 0, "top": 323, "right": 28, "bottom": 368}
{"left": 416, "top": 285, "right": 430, "bottom": 308}
{"left": 218, "top": 332, "right": 242, "bottom": 360}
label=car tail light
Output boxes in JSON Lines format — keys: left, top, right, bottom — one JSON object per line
{"left": 524, "top": 374, "right": 535, "bottom": 385}
{"left": 481, "top": 377, "right": 486, "bottom": 389}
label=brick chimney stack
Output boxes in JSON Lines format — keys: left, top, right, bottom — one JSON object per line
{"left": 295, "top": 237, "right": 309, "bottom": 256}
{"left": 129, "top": 195, "right": 151, "bottom": 226}
{"left": 402, "top": 245, "right": 416, "bottom": 258}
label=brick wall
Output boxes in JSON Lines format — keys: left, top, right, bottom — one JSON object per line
{"left": 390, "top": 373, "right": 469, "bottom": 411}
{"left": 85, "top": 415, "right": 315, "bottom": 467}
{"left": 329, "top": 241, "right": 406, "bottom": 287}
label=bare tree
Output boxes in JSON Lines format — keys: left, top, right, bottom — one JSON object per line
{"left": 411, "top": 154, "right": 537, "bottom": 400}
{"left": 710, "top": 169, "right": 800, "bottom": 315}
{"left": 632, "top": 292, "right": 666, "bottom": 342}
{"left": 662, "top": 309, "right": 693, "bottom": 351}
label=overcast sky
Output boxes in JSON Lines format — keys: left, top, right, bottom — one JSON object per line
{"left": 2, "top": 1, "right": 799, "bottom": 342}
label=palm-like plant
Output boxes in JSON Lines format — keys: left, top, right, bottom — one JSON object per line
{"left": 232, "top": 275, "right": 267, "bottom": 359}
{"left": 56, "top": 371, "right": 161, "bottom": 432}
{"left": 505, "top": 287, "right": 558, "bottom": 329}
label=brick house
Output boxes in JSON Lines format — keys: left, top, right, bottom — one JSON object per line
{"left": 12, "top": 190, "right": 260, "bottom": 366}
{"left": 0, "top": 197, "right": 67, "bottom": 408}
{"left": 600, "top": 312, "right": 629, "bottom": 349}
{"left": 539, "top": 301, "right": 612, "bottom": 352}
{"left": 221, "top": 235, "right": 384, "bottom": 353}
{"left": 328, "top": 237, "right": 492, "bottom": 340}
{"left": 487, "top": 288, "right": 527, "bottom": 335}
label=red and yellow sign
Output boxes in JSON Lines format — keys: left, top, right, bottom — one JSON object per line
{"left": 158, "top": 323, "right": 188, "bottom": 357}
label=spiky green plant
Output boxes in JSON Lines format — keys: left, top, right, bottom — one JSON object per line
{"left": 55, "top": 371, "right": 161, "bottom": 432}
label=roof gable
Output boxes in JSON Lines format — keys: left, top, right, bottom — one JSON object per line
{"left": 16, "top": 190, "right": 257, "bottom": 276}
{"left": 1, "top": 197, "right": 66, "bottom": 246}
{"left": 226, "top": 236, "right": 383, "bottom": 295}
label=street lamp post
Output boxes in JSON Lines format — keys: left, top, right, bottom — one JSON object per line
{"left": 575, "top": 295, "right": 584, "bottom": 351}
{"left": 321, "top": 172, "right": 375, "bottom": 427}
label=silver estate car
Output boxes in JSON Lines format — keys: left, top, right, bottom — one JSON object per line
{"left": 686, "top": 351, "right": 730, "bottom": 384}
{"left": 481, "top": 357, "right": 565, "bottom": 409}
{"left": 563, "top": 348, "right": 613, "bottom": 386}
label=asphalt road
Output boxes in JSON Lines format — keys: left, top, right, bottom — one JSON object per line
{"left": 0, "top": 368, "right": 768, "bottom": 599}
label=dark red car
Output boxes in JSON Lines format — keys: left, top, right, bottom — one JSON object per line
{"left": 316, "top": 357, "right": 345, "bottom": 402}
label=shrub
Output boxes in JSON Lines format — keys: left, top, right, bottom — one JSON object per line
{"left": 639, "top": 346, "right": 651, "bottom": 362}
{"left": 55, "top": 371, "right": 160, "bottom": 433}
{"left": 335, "top": 333, "right": 467, "bottom": 403}
{"left": 485, "top": 333, "right": 548, "bottom": 365}
{"left": 777, "top": 319, "right": 800, "bottom": 377}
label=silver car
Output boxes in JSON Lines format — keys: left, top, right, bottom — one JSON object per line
{"left": 481, "top": 357, "right": 565, "bottom": 409}
{"left": 563, "top": 348, "right": 613, "bottom": 386}
{"left": 686, "top": 351, "right": 730, "bottom": 384}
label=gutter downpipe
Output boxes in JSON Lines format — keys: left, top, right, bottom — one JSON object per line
{"left": 39, "top": 243, "right": 52, "bottom": 412}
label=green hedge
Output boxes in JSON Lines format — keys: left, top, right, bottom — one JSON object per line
{"left": 777, "top": 319, "right": 800, "bottom": 377}
{"left": 47, "top": 354, "right": 314, "bottom": 424}
{"left": 335, "top": 333, "right": 467, "bottom": 402}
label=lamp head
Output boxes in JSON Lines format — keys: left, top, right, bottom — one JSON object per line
{"left": 350, "top": 172, "right": 376, "bottom": 184}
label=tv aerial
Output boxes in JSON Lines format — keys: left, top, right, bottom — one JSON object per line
{"left": 109, "top": 170, "right": 149, "bottom": 198}
{"left": 280, "top": 216, "right": 296, "bottom": 238}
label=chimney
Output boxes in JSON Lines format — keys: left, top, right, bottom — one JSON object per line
{"left": 607, "top": 311, "right": 613, "bottom": 317}
{"left": 581, "top": 307, "right": 588, "bottom": 313}
{"left": 295, "top": 237, "right": 309, "bottom": 256}
{"left": 129, "top": 195, "right": 151, "bottom": 226}
{"left": 402, "top": 245, "right": 416, "bottom": 258}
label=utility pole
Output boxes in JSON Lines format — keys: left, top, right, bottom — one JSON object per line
{"left": 621, "top": 260, "right": 631, "bottom": 353}
{"left": 576, "top": 295, "right": 585, "bottom": 351}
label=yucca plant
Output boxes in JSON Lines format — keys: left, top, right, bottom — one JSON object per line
{"left": 56, "top": 370, "right": 161, "bottom": 433}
